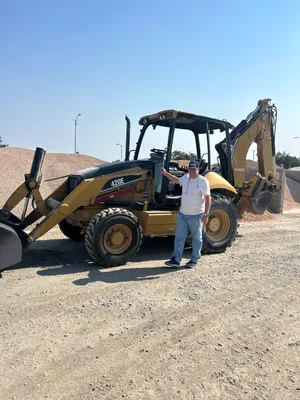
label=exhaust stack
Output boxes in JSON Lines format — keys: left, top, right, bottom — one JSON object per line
{"left": 125, "top": 115, "right": 131, "bottom": 161}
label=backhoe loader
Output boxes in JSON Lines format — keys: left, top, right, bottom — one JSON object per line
{"left": 0, "top": 98, "right": 279, "bottom": 271}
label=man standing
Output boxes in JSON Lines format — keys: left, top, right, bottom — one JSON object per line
{"left": 161, "top": 161, "right": 211, "bottom": 268}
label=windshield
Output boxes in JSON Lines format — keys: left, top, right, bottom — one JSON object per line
{"left": 136, "top": 125, "right": 169, "bottom": 160}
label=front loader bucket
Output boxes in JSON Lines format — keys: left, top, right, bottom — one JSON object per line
{"left": 0, "top": 223, "right": 22, "bottom": 271}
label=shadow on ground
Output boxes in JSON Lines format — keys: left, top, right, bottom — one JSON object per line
{"left": 6, "top": 236, "right": 188, "bottom": 283}
{"left": 77, "top": 265, "right": 180, "bottom": 285}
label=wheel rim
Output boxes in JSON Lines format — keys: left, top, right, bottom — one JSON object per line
{"left": 103, "top": 224, "right": 132, "bottom": 254}
{"left": 206, "top": 210, "right": 230, "bottom": 242}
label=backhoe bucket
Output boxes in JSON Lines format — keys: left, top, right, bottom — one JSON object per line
{"left": 0, "top": 223, "right": 22, "bottom": 271}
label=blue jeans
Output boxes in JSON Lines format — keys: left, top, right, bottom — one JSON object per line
{"left": 172, "top": 212, "right": 203, "bottom": 264}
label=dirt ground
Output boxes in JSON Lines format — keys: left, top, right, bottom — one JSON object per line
{"left": 1, "top": 213, "right": 300, "bottom": 400}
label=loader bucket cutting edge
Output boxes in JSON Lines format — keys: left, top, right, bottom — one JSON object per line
{"left": 0, "top": 223, "right": 22, "bottom": 271}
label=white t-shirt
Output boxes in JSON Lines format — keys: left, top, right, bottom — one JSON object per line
{"left": 178, "top": 174, "right": 210, "bottom": 215}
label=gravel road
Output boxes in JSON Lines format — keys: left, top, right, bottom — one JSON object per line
{"left": 1, "top": 213, "right": 299, "bottom": 400}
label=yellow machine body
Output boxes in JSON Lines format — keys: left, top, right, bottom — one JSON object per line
{"left": 0, "top": 99, "right": 279, "bottom": 270}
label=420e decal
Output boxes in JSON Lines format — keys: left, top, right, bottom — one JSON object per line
{"left": 102, "top": 174, "right": 142, "bottom": 191}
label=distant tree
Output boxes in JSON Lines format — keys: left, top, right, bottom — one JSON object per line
{"left": 0, "top": 136, "right": 8, "bottom": 148}
{"left": 171, "top": 150, "right": 197, "bottom": 160}
{"left": 275, "top": 151, "right": 300, "bottom": 169}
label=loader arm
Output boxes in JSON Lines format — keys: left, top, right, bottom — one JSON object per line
{"left": 0, "top": 146, "right": 151, "bottom": 270}
{"left": 1, "top": 161, "right": 150, "bottom": 243}
{"left": 29, "top": 166, "right": 150, "bottom": 241}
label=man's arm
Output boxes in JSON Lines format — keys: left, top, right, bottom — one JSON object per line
{"left": 204, "top": 194, "right": 211, "bottom": 215}
{"left": 161, "top": 168, "right": 180, "bottom": 184}
{"left": 202, "top": 194, "right": 211, "bottom": 226}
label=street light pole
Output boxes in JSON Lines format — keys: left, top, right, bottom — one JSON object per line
{"left": 116, "top": 143, "right": 123, "bottom": 161}
{"left": 74, "top": 113, "right": 81, "bottom": 154}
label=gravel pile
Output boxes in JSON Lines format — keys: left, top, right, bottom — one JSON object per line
{"left": 0, "top": 147, "right": 107, "bottom": 217}
{"left": 242, "top": 210, "right": 276, "bottom": 222}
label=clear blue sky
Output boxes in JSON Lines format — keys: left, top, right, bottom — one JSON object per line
{"left": 1, "top": 0, "right": 300, "bottom": 163}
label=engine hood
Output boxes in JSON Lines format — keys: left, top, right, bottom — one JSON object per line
{"left": 70, "top": 159, "right": 154, "bottom": 180}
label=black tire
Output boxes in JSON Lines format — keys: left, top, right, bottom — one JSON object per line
{"left": 59, "top": 219, "right": 85, "bottom": 241}
{"left": 84, "top": 208, "right": 143, "bottom": 267}
{"left": 202, "top": 193, "right": 238, "bottom": 254}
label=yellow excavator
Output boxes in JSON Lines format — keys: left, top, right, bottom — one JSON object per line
{"left": 0, "top": 98, "right": 279, "bottom": 271}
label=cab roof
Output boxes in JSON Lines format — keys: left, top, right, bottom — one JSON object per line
{"left": 139, "top": 109, "right": 234, "bottom": 133}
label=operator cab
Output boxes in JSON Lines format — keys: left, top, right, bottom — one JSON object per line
{"left": 126, "top": 109, "right": 234, "bottom": 207}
